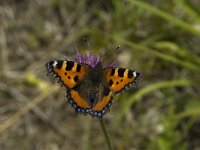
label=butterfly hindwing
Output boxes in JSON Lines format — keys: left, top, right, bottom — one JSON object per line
{"left": 66, "top": 88, "right": 113, "bottom": 118}
{"left": 103, "top": 68, "right": 142, "bottom": 94}
{"left": 46, "top": 60, "right": 89, "bottom": 89}
{"left": 92, "top": 87, "right": 113, "bottom": 112}
{"left": 66, "top": 90, "right": 90, "bottom": 112}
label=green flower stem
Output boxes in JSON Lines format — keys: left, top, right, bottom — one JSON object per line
{"left": 99, "top": 119, "right": 113, "bottom": 150}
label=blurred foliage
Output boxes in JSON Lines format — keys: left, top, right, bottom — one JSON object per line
{"left": 0, "top": 0, "right": 200, "bottom": 150}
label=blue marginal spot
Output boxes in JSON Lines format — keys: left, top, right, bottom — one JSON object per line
{"left": 69, "top": 100, "right": 73, "bottom": 104}
{"left": 98, "top": 113, "right": 102, "bottom": 117}
{"left": 73, "top": 103, "right": 77, "bottom": 108}
{"left": 77, "top": 108, "right": 81, "bottom": 112}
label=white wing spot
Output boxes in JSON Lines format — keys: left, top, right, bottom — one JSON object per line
{"left": 133, "top": 71, "right": 137, "bottom": 77}
{"left": 53, "top": 61, "right": 58, "bottom": 67}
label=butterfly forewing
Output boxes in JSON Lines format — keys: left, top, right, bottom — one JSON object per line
{"left": 103, "top": 68, "right": 142, "bottom": 94}
{"left": 46, "top": 60, "right": 89, "bottom": 89}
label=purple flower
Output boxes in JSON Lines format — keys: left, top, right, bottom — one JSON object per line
{"left": 75, "top": 48, "right": 116, "bottom": 68}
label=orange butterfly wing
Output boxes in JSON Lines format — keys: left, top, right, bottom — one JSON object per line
{"left": 103, "top": 68, "right": 142, "bottom": 94}
{"left": 66, "top": 89, "right": 113, "bottom": 118}
{"left": 46, "top": 60, "right": 89, "bottom": 89}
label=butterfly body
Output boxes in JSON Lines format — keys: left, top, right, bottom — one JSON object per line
{"left": 73, "top": 62, "right": 105, "bottom": 107}
{"left": 46, "top": 51, "right": 142, "bottom": 118}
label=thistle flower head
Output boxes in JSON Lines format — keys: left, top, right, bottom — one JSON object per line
{"left": 75, "top": 48, "right": 116, "bottom": 68}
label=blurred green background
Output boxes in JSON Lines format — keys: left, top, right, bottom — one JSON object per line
{"left": 0, "top": 0, "right": 200, "bottom": 150}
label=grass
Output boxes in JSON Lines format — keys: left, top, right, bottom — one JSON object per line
{"left": 127, "top": 0, "right": 200, "bottom": 37}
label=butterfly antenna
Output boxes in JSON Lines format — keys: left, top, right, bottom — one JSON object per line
{"left": 115, "top": 45, "right": 121, "bottom": 51}
{"left": 113, "top": 45, "right": 121, "bottom": 64}
{"left": 74, "top": 44, "right": 79, "bottom": 55}
{"left": 83, "top": 38, "right": 92, "bottom": 53}
{"left": 107, "top": 45, "right": 120, "bottom": 68}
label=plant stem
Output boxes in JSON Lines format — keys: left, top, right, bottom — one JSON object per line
{"left": 99, "top": 118, "right": 113, "bottom": 150}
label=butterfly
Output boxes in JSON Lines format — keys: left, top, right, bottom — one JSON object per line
{"left": 46, "top": 49, "right": 142, "bottom": 118}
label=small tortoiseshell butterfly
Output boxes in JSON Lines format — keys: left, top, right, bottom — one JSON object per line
{"left": 46, "top": 48, "right": 142, "bottom": 118}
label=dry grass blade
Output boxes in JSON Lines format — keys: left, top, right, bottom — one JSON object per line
{"left": 0, "top": 86, "right": 59, "bottom": 133}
